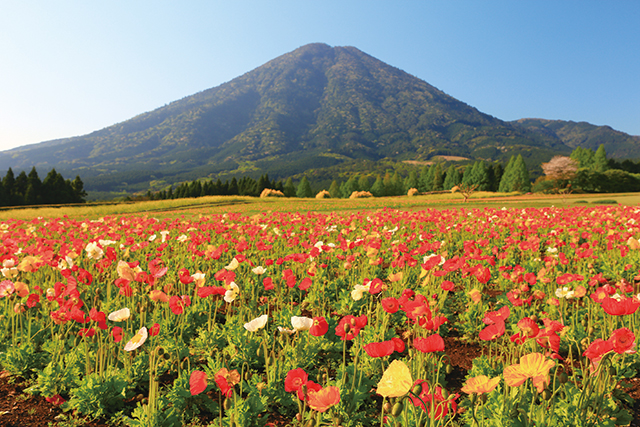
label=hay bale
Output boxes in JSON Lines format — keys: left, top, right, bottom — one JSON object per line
{"left": 407, "top": 188, "right": 419, "bottom": 196}
{"left": 260, "top": 188, "right": 285, "bottom": 198}
{"left": 315, "top": 190, "right": 331, "bottom": 199}
{"left": 349, "top": 191, "right": 373, "bottom": 199}
{"left": 450, "top": 186, "right": 460, "bottom": 193}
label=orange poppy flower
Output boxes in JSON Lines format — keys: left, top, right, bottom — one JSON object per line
{"left": 503, "top": 353, "right": 555, "bottom": 393}
{"left": 461, "top": 375, "right": 501, "bottom": 394}
{"left": 307, "top": 386, "right": 340, "bottom": 412}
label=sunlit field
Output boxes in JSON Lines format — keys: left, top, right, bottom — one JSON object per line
{"left": 1, "top": 193, "right": 639, "bottom": 426}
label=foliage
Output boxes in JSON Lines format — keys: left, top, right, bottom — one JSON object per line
{"left": 0, "top": 167, "right": 86, "bottom": 207}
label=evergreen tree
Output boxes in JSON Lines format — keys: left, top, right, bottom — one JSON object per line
{"left": 296, "top": 176, "right": 313, "bottom": 198}
{"left": 342, "top": 176, "right": 359, "bottom": 197}
{"left": 257, "top": 174, "right": 270, "bottom": 193}
{"left": 571, "top": 146, "right": 595, "bottom": 169}
{"left": 420, "top": 165, "right": 435, "bottom": 192}
{"left": 490, "top": 163, "right": 504, "bottom": 191}
{"left": 328, "top": 180, "right": 341, "bottom": 198}
{"left": 498, "top": 156, "right": 516, "bottom": 192}
{"left": 593, "top": 144, "right": 608, "bottom": 172}
{"left": 370, "top": 175, "right": 385, "bottom": 197}
{"left": 431, "top": 163, "right": 444, "bottom": 191}
{"left": 14, "top": 171, "right": 28, "bottom": 205}
{"left": 499, "top": 155, "right": 531, "bottom": 192}
{"left": 391, "top": 171, "right": 403, "bottom": 195}
{"left": 404, "top": 170, "right": 419, "bottom": 192}
{"left": 228, "top": 177, "right": 239, "bottom": 195}
{"left": 3, "top": 168, "right": 16, "bottom": 206}
{"left": 357, "top": 175, "right": 370, "bottom": 192}
{"left": 25, "top": 167, "right": 43, "bottom": 205}
{"left": 71, "top": 176, "right": 87, "bottom": 203}
{"left": 443, "top": 165, "right": 461, "bottom": 190}
{"left": 283, "top": 178, "right": 296, "bottom": 197}
{"left": 468, "top": 161, "right": 490, "bottom": 191}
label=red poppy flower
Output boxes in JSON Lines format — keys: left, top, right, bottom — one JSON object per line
{"left": 368, "top": 278, "right": 384, "bottom": 294}
{"left": 364, "top": 340, "right": 395, "bottom": 358}
{"left": 309, "top": 317, "right": 328, "bottom": 336}
{"left": 189, "top": 370, "right": 208, "bottom": 395}
{"left": 307, "top": 386, "right": 340, "bottom": 412}
{"left": 263, "top": 277, "right": 274, "bottom": 291}
{"left": 483, "top": 306, "right": 510, "bottom": 324}
{"left": 298, "top": 277, "right": 312, "bottom": 291}
{"left": 516, "top": 317, "right": 539, "bottom": 339}
{"left": 215, "top": 368, "right": 240, "bottom": 398}
{"left": 392, "top": 337, "right": 405, "bottom": 353}
{"left": 111, "top": 326, "right": 123, "bottom": 342}
{"left": 284, "top": 368, "right": 308, "bottom": 393}
{"left": 474, "top": 266, "right": 491, "bottom": 284}
{"left": 479, "top": 321, "right": 505, "bottom": 341}
{"left": 45, "top": 394, "right": 66, "bottom": 405}
{"left": 169, "top": 295, "right": 184, "bottom": 315}
{"left": 609, "top": 327, "right": 636, "bottom": 354}
{"left": 335, "top": 315, "right": 367, "bottom": 341}
{"left": 440, "top": 281, "right": 455, "bottom": 291}
{"left": 149, "top": 323, "right": 160, "bottom": 337}
{"left": 381, "top": 297, "right": 399, "bottom": 314}
{"left": 583, "top": 338, "right": 613, "bottom": 361}
{"left": 414, "top": 334, "right": 445, "bottom": 353}
{"left": 601, "top": 297, "right": 640, "bottom": 316}
{"left": 297, "top": 380, "right": 322, "bottom": 401}
{"left": 26, "top": 293, "right": 40, "bottom": 308}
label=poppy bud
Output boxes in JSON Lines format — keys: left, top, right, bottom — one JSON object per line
{"left": 470, "top": 393, "right": 477, "bottom": 404}
{"left": 411, "top": 384, "right": 423, "bottom": 395}
{"left": 581, "top": 318, "right": 588, "bottom": 327}
{"left": 445, "top": 364, "right": 453, "bottom": 374}
{"left": 383, "top": 402, "right": 392, "bottom": 413}
{"left": 162, "top": 353, "right": 170, "bottom": 360}
{"left": 608, "top": 366, "right": 617, "bottom": 376}
{"left": 587, "top": 327, "right": 595, "bottom": 336}
{"left": 542, "top": 389, "right": 552, "bottom": 400}
{"left": 558, "top": 372, "right": 568, "bottom": 384}
{"left": 391, "top": 401, "right": 404, "bottom": 417}
{"left": 224, "top": 397, "right": 232, "bottom": 410}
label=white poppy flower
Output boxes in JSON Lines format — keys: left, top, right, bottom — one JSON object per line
{"left": 124, "top": 327, "right": 148, "bottom": 351}
{"left": 291, "top": 316, "right": 313, "bottom": 332}
{"left": 244, "top": 314, "right": 268, "bottom": 332}
{"left": 225, "top": 258, "right": 240, "bottom": 271}
{"left": 108, "top": 308, "right": 131, "bottom": 322}
{"left": 252, "top": 266, "right": 267, "bottom": 275}
{"left": 224, "top": 282, "right": 240, "bottom": 303}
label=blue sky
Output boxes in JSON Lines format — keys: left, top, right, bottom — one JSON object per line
{"left": 1, "top": 1, "right": 639, "bottom": 152}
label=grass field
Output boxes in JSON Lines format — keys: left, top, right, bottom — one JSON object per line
{"left": 1, "top": 191, "right": 638, "bottom": 221}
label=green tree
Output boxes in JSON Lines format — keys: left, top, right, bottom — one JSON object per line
{"left": 3, "top": 168, "right": 16, "bottom": 206}
{"left": 283, "top": 177, "right": 296, "bottom": 197}
{"left": 499, "top": 155, "right": 531, "bottom": 192}
{"left": 391, "top": 171, "right": 403, "bottom": 195}
{"left": 593, "top": 144, "right": 608, "bottom": 172}
{"left": 420, "top": 165, "right": 435, "bottom": 192}
{"left": 431, "top": 163, "right": 444, "bottom": 191}
{"left": 328, "top": 180, "right": 341, "bottom": 198}
{"left": 342, "top": 176, "right": 359, "bottom": 198}
{"left": 296, "top": 176, "right": 313, "bottom": 198}
{"left": 571, "top": 146, "right": 595, "bottom": 169}
{"left": 443, "top": 165, "right": 461, "bottom": 190}
{"left": 467, "top": 161, "right": 490, "bottom": 191}
{"left": 357, "top": 175, "right": 370, "bottom": 192}
{"left": 370, "top": 175, "right": 385, "bottom": 197}
{"left": 404, "top": 170, "right": 419, "bottom": 192}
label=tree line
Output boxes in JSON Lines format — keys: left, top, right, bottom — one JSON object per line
{"left": 0, "top": 167, "right": 87, "bottom": 207}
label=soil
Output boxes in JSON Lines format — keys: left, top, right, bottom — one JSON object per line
{"left": 1, "top": 338, "right": 639, "bottom": 427}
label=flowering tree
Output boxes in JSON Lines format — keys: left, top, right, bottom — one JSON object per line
{"left": 540, "top": 156, "right": 578, "bottom": 193}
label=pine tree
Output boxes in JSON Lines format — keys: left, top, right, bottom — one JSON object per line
{"left": 3, "top": 168, "right": 16, "bottom": 206}
{"left": 498, "top": 156, "right": 516, "bottom": 192}
{"left": 404, "top": 170, "right": 419, "bottom": 192}
{"left": 296, "top": 176, "right": 313, "bottom": 198}
{"left": 421, "top": 165, "right": 435, "bottom": 192}
{"left": 443, "top": 165, "right": 461, "bottom": 190}
{"left": 391, "top": 172, "right": 403, "bottom": 195}
{"left": 431, "top": 163, "right": 444, "bottom": 191}
{"left": 490, "top": 163, "right": 504, "bottom": 191}
{"left": 370, "top": 175, "right": 385, "bottom": 197}
{"left": 357, "top": 175, "right": 370, "bottom": 192}
{"left": 328, "top": 180, "right": 341, "bottom": 198}
{"left": 343, "top": 176, "right": 359, "bottom": 197}
{"left": 593, "top": 144, "right": 608, "bottom": 172}
{"left": 468, "top": 161, "right": 490, "bottom": 191}
{"left": 228, "top": 177, "right": 239, "bottom": 195}
{"left": 283, "top": 178, "right": 296, "bottom": 197}
{"left": 571, "top": 147, "right": 595, "bottom": 169}
{"left": 71, "top": 176, "right": 87, "bottom": 203}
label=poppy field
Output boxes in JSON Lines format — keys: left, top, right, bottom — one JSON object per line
{"left": 1, "top": 204, "right": 639, "bottom": 426}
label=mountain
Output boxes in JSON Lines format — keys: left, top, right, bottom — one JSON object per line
{"left": 510, "top": 119, "right": 640, "bottom": 158}
{"left": 0, "top": 43, "right": 636, "bottom": 194}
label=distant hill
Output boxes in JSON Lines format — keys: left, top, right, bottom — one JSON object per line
{"left": 510, "top": 119, "right": 640, "bottom": 158}
{"left": 0, "top": 43, "right": 637, "bottom": 194}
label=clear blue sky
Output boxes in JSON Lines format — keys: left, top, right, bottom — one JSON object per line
{"left": 1, "top": 1, "right": 639, "bottom": 152}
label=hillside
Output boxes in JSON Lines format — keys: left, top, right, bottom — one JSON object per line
{"left": 0, "top": 43, "right": 635, "bottom": 194}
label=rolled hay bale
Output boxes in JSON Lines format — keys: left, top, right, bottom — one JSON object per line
{"left": 450, "top": 185, "right": 460, "bottom": 193}
{"left": 315, "top": 190, "right": 331, "bottom": 199}
{"left": 260, "top": 188, "right": 285, "bottom": 198}
{"left": 349, "top": 191, "right": 373, "bottom": 199}
{"left": 407, "top": 188, "right": 419, "bottom": 196}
